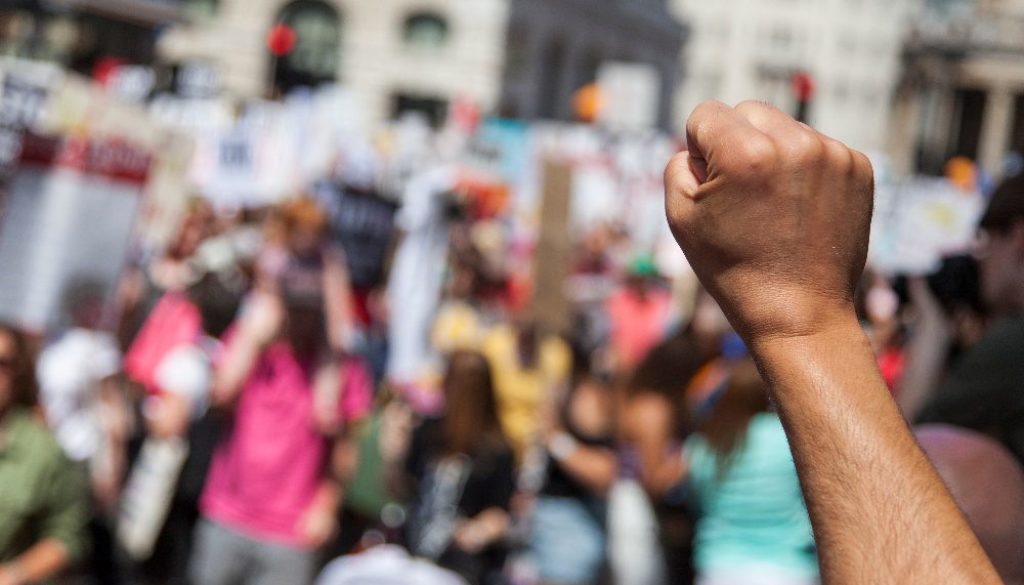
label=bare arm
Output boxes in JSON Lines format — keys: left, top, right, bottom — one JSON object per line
{"left": 0, "top": 540, "right": 70, "bottom": 585}
{"left": 546, "top": 434, "right": 618, "bottom": 495}
{"left": 211, "top": 292, "right": 282, "bottom": 408}
{"left": 664, "top": 100, "right": 1000, "bottom": 584}
{"left": 896, "top": 277, "right": 953, "bottom": 420}
{"left": 625, "top": 394, "right": 684, "bottom": 500}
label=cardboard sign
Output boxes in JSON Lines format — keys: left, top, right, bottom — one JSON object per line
{"left": 597, "top": 62, "right": 661, "bottom": 132}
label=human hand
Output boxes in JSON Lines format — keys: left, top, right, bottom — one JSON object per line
{"left": 240, "top": 291, "right": 284, "bottom": 347}
{"left": 664, "top": 101, "right": 873, "bottom": 344}
{"left": 297, "top": 498, "right": 339, "bottom": 549}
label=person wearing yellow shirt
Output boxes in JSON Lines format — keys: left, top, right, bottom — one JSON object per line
{"left": 481, "top": 319, "right": 571, "bottom": 459}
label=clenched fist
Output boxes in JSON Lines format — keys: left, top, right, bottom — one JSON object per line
{"left": 665, "top": 101, "right": 874, "bottom": 344}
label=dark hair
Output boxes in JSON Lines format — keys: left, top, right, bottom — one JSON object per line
{"left": 980, "top": 173, "right": 1024, "bottom": 233}
{"left": 629, "top": 329, "right": 712, "bottom": 399}
{"left": 699, "top": 359, "right": 770, "bottom": 476}
{"left": 186, "top": 272, "right": 243, "bottom": 339}
{"left": 441, "top": 351, "right": 507, "bottom": 456}
{"left": 0, "top": 323, "right": 39, "bottom": 409}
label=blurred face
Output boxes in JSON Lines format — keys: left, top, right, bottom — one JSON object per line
{"left": 976, "top": 223, "right": 1024, "bottom": 315}
{"left": 0, "top": 331, "right": 16, "bottom": 412}
{"left": 288, "top": 228, "right": 322, "bottom": 256}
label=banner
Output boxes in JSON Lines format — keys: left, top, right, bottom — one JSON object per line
{"left": 0, "top": 133, "right": 150, "bottom": 330}
{"left": 316, "top": 182, "right": 398, "bottom": 288}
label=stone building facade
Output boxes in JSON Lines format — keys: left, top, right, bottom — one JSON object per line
{"left": 157, "top": 0, "right": 685, "bottom": 129}
{"left": 889, "top": 0, "right": 1024, "bottom": 177}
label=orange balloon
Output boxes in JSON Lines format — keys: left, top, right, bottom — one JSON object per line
{"left": 573, "top": 83, "right": 603, "bottom": 123}
{"left": 944, "top": 156, "right": 977, "bottom": 192}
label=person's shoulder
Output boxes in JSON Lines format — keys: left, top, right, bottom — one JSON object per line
{"left": 9, "top": 410, "right": 66, "bottom": 459}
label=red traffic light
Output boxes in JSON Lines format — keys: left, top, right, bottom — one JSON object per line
{"left": 791, "top": 72, "right": 815, "bottom": 103}
{"left": 267, "top": 24, "right": 297, "bottom": 57}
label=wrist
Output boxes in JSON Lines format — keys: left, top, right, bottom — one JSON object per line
{"left": 745, "top": 306, "right": 862, "bottom": 356}
{"left": 547, "top": 431, "right": 578, "bottom": 462}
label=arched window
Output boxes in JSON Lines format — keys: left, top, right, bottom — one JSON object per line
{"left": 402, "top": 11, "right": 449, "bottom": 49}
{"left": 271, "top": 0, "right": 341, "bottom": 95}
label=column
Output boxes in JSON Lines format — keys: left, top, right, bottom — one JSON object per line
{"left": 979, "top": 85, "right": 1014, "bottom": 177}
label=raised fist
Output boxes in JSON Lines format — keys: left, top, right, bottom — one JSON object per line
{"left": 664, "top": 101, "right": 874, "bottom": 344}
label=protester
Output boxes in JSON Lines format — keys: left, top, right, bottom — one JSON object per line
{"left": 37, "top": 282, "right": 126, "bottom": 509}
{"left": 529, "top": 354, "right": 616, "bottom": 585}
{"left": 610, "top": 330, "right": 707, "bottom": 585}
{"left": 911, "top": 174, "right": 1024, "bottom": 463}
{"left": 663, "top": 99, "right": 1000, "bottom": 583}
{"left": 122, "top": 270, "right": 244, "bottom": 585}
{"left": 481, "top": 319, "right": 570, "bottom": 460}
{"left": 0, "top": 323, "right": 90, "bottom": 585}
{"left": 683, "top": 359, "right": 817, "bottom": 585}
{"left": 37, "top": 282, "right": 127, "bottom": 585}
{"left": 188, "top": 275, "right": 371, "bottom": 585}
{"left": 604, "top": 257, "right": 673, "bottom": 373}
{"left": 399, "top": 351, "right": 516, "bottom": 585}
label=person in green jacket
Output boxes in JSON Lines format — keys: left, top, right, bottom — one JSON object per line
{"left": 0, "top": 323, "right": 89, "bottom": 585}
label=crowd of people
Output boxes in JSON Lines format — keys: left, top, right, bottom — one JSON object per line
{"left": 1, "top": 120, "right": 1024, "bottom": 585}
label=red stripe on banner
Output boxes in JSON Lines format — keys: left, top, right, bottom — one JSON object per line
{"left": 18, "top": 133, "right": 152, "bottom": 186}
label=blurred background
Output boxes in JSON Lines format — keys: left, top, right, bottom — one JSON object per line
{"left": 1, "top": 1, "right": 1023, "bottom": 585}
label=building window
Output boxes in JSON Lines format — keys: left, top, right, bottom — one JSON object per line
{"left": 392, "top": 93, "right": 448, "bottom": 127}
{"left": 271, "top": 0, "right": 341, "bottom": 95}
{"left": 403, "top": 12, "right": 449, "bottom": 50}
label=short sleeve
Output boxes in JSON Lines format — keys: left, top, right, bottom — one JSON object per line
{"left": 154, "top": 345, "right": 211, "bottom": 408}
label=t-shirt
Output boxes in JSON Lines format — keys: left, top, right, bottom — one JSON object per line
{"left": 481, "top": 325, "right": 571, "bottom": 457}
{"left": 37, "top": 328, "right": 122, "bottom": 462}
{"left": 917, "top": 316, "right": 1024, "bottom": 464}
{"left": 404, "top": 419, "right": 515, "bottom": 581}
{"left": 0, "top": 408, "right": 89, "bottom": 564}
{"left": 684, "top": 413, "right": 818, "bottom": 579}
{"left": 201, "top": 341, "right": 372, "bottom": 549}
{"left": 606, "top": 287, "right": 673, "bottom": 370}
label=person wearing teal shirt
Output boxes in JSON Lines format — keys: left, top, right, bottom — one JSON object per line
{"left": 0, "top": 324, "right": 89, "bottom": 585}
{"left": 683, "top": 359, "right": 818, "bottom": 585}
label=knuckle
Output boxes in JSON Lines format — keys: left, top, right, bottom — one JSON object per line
{"left": 663, "top": 152, "right": 690, "bottom": 186}
{"left": 823, "top": 139, "right": 854, "bottom": 173}
{"left": 781, "top": 130, "right": 825, "bottom": 167}
{"left": 736, "top": 136, "right": 777, "bottom": 172}
{"left": 687, "top": 100, "right": 727, "bottom": 131}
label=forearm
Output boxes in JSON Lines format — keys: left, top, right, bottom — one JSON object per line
{"left": 896, "top": 317, "right": 952, "bottom": 420}
{"left": 6, "top": 539, "right": 70, "bottom": 584}
{"left": 549, "top": 440, "right": 618, "bottom": 495}
{"left": 751, "top": 313, "right": 999, "bottom": 584}
{"left": 212, "top": 338, "right": 262, "bottom": 407}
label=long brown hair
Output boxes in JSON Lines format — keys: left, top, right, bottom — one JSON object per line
{"left": 0, "top": 323, "right": 39, "bottom": 409}
{"left": 441, "top": 351, "right": 506, "bottom": 456}
{"left": 699, "top": 359, "right": 770, "bottom": 473}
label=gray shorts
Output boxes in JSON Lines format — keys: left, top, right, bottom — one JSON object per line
{"left": 189, "top": 518, "right": 316, "bottom": 585}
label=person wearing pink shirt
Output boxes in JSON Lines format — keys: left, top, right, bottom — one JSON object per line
{"left": 189, "top": 282, "right": 371, "bottom": 585}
